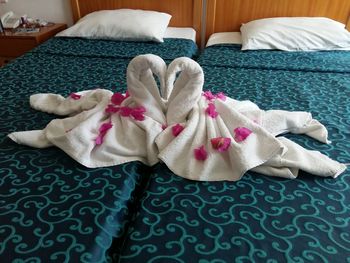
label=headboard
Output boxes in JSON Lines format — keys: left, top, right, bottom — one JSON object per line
{"left": 70, "top": 0, "right": 203, "bottom": 44}
{"left": 206, "top": 0, "right": 350, "bottom": 41}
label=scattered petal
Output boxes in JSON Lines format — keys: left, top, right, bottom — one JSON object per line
{"left": 95, "top": 121, "right": 113, "bottom": 145}
{"left": 211, "top": 137, "right": 231, "bottom": 152}
{"left": 111, "top": 92, "right": 126, "bottom": 105}
{"left": 206, "top": 103, "right": 219, "bottom": 118}
{"left": 95, "top": 135, "right": 104, "bottom": 145}
{"left": 105, "top": 104, "right": 120, "bottom": 113}
{"left": 172, "top": 124, "right": 185, "bottom": 137}
{"left": 130, "top": 106, "right": 146, "bottom": 121}
{"left": 162, "top": 124, "right": 168, "bottom": 130}
{"left": 194, "top": 145, "right": 208, "bottom": 161}
{"left": 69, "top": 93, "right": 81, "bottom": 100}
{"left": 216, "top": 92, "right": 226, "bottom": 101}
{"left": 203, "top": 90, "right": 216, "bottom": 101}
{"left": 124, "top": 90, "right": 130, "bottom": 98}
{"left": 99, "top": 122, "right": 113, "bottom": 133}
{"left": 234, "top": 127, "right": 252, "bottom": 142}
{"left": 119, "top": 106, "right": 133, "bottom": 117}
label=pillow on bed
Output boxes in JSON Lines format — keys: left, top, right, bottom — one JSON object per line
{"left": 57, "top": 9, "right": 171, "bottom": 42}
{"left": 240, "top": 17, "right": 350, "bottom": 51}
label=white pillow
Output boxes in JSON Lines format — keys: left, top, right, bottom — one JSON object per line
{"left": 240, "top": 17, "right": 350, "bottom": 51}
{"left": 57, "top": 9, "right": 171, "bottom": 42}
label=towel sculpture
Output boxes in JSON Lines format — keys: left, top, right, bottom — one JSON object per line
{"left": 8, "top": 54, "right": 347, "bottom": 181}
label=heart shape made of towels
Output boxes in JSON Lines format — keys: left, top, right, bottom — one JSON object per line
{"left": 127, "top": 54, "right": 204, "bottom": 125}
{"left": 8, "top": 54, "right": 346, "bottom": 181}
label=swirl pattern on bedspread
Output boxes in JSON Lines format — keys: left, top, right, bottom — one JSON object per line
{"left": 119, "top": 164, "right": 350, "bottom": 262}
{"left": 118, "top": 49, "right": 350, "bottom": 262}
{"left": 31, "top": 37, "right": 198, "bottom": 60}
{"left": 198, "top": 44, "right": 350, "bottom": 73}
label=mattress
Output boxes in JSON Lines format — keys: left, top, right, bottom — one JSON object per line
{"left": 0, "top": 37, "right": 197, "bottom": 262}
{"left": 118, "top": 45, "right": 350, "bottom": 262}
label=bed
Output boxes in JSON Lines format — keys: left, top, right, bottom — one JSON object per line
{"left": 0, "top": 0, "right": 201, "bottom": 262}
{"left": 117, "top": 0, "right": 350, "bottom": 262}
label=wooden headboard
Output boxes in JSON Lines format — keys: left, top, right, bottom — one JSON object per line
{"left": 206, "top": 0, "right": 350, "bottom": 41}
{"left": 70, "top": 0, "right": 203, "bottom": 44}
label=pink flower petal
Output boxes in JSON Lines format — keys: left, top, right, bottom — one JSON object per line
{"left": 234, "top": 127, "right": 252, "bottom": 142}
{"left": 205, "top": 103, "right": 219, "bottom": 118}
{"left": 111, "top": 92, "right": 126, "bottom": 105}
{"left": 99, "top": 122, "right": 113, "bottom": 133}
{"left": 105, "top": 104, "right": 120, "bottom": 113}
{"left": 69, "top": 93, "right": 81, "bottom": 100}
{"left": 95, "top": 135, "right": 104, "bottom": 145}
{"left": 211, "top": 137, "right": 231, "bottom": 152}
{"left": 194, "top": 145, "right": 208, "bottom": 161}
{"left": 119, "top": 106, "right": 133, "bottom": 117}
{"left": 124, "top": 90, "right": 130, "bottom": 98}
{"left": 95, "top": 121, "right": 113, "bottom": 145}
{"left": 203, "top": 90, "right": 216, "bottom": 101}
{"left": 130, "top": 106, "right": 146, "bottom": 121}
{"left": 216, "top": 92, "right": 226, "bottom": 101}
{"left": 172, "top": 124, "right": 185, "bottom": 137}
{"left": 162, "top": 124, "right": 168, "bottom": 130}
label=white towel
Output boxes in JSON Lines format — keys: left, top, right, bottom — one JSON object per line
{"left": 8, "top": 54, "right": 347, "bottom": 181}
{"left": 253, "top": 137, "right": 346, "bottom": 179}
{"left": 9, "top": 55, "right": 167, "bottom": 168}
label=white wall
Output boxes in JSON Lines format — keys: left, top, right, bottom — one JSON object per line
{"left": 0, "top": 0, "right": 73, "bottom": 25}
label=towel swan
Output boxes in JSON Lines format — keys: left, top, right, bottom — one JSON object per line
{"left": 8, "top": 54, "right": 346, "bottom": 181}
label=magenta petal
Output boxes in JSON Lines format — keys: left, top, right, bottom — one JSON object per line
{"left": 105, "top": 104, "right": 120, "bottom": 113}
{"left": 120, "top": 106, "right": 133, "bottom": 117}
{"left": 211, "top": 137, "right": 231, "bottom": 152}
{"left": 95, "top": 122, "right": 113, "bottom": 145}
{"left": 95, "top": 135, "right": 103, "bottom": 145}
{"left": 131, "top": 106, "right": 146, "bottom": 121}
{"left": 194, "top": 145, "right": 208, "bottom": 161}
{"left": 69, "top": 93, "right": 81, "bottom": 100}
{"left": 162, "top": 124, "right": 168, "bottom": 130}
{"left": 216, "top": 92, "right": 226, "bottom": 101}
{"left": 234, "top": 127, "right": 252, "bottom": 142}
{"left": 111, "top": 92, "right": 126, "bottom": 105}
{"left": 172, "top": 124, "right": 185, "bottom": 137}
{"left": 124, "top": 90, "right": 130, "bottom": 98}
{"left": 203, "top": 90, "right": 216, "bottom": 101}
{"left": 99, "top": 122, "right": 113, "bottom": 133}
{"left": 205, "top": 103, "right": 219, "bottom": 118}
{"left": 130, "top": 106, "right": 146, "bottom": 121}
{"left": 132, "top": 106, "right": 146, "bottom": 114}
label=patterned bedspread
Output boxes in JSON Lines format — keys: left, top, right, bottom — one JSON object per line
{"left": 119, "top": 45, "right": 350, "bottom": 262}
{"left": 33, "top": 37, "right": 198, "bottom": 60}
{"left": 0, "top": 37, "right": 197, "bottom": 262}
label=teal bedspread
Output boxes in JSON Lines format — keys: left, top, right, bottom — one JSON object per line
{"left": 0, "top": 37, "right": 197, "bottom": 263}
{"left": 198, "top": 44, "right": 350, "bottom": 73}
{"left": 119, "top": 45, "right": 350, "bottom": 262}
{"left": 33, "top": 37, "right": 198, "bottom": 60}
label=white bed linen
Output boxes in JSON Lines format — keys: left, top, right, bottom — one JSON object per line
{"left": 206, "top": 32, "right": 242, "bottom": 47}
{"left": 164, "top": 27, "right": 196, "bottom": 42}
{"left": 206, "top": 31, "right": 350, "bottom": 50}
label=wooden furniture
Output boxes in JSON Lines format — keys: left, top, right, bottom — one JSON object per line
{"left": 70, "top": 0, "right": 203, "bottom": 45}
{"left": 205, "top": 0, "right": 350, "bottom": 41}
{"left": 0, "top": 23, "right": 67, "bottom": 67}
